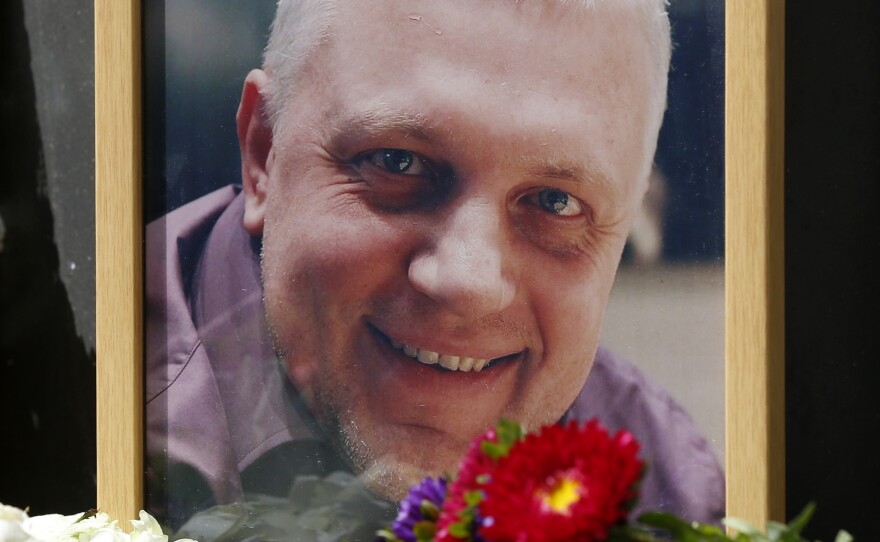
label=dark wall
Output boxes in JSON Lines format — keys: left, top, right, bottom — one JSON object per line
{"left": 0, "top": 0, "right": 96, "bottom": 513}
{"left": 785, "top": 2, "right": 880, "bottom": 540}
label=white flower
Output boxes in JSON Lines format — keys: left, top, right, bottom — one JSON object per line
{"left": 0, "top": 503, "right": 30, "bottom": 542}
{"left": 19, "top": 512, "right": 76, "bottom": 541}
{"left": 0, "top": 505, "right": 196, "bottom": 542}
{"left": 22, "top": 510, "right": 116, "bottom": 541}
{"left": 0, "top": 504, "right": 29, "bottom": 524}
{"left": 129, "top": 511, "right": 166, "bottom": 542}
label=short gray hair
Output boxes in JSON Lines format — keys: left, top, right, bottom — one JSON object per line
{"left": 262, "top": 0, "right": 671, "bottom": 133}
{"left": 262, "top": 0, "right": 337, "bottom": 130}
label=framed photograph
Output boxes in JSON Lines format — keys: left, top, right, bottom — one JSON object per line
{"left": 95, "top": 0, "right": 784, "bottom": 536}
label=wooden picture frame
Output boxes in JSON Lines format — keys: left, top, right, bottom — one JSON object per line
{"left": 95, "top": 0, "right": 785, "bottom": 530}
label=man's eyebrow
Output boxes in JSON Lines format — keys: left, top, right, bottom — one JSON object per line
{"left": 327, "top": 108, "right": 437, "bottom": 143}
{"left": 527, "top": 159, "right": 614, "bottom": 192}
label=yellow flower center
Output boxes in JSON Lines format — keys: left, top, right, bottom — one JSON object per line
{"left": 539, "top": 476, "right": 582, "bottom": 514}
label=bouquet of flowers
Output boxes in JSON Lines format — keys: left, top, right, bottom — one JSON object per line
{"left": 377, "top": 419, "right": 852, "bottom": 542}
{"left": 1, "top": 419, "right": 853, "bottom": 542}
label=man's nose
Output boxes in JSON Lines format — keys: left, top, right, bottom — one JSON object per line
{"left": 408, "top": 200, "right": 516, "bottom": 318}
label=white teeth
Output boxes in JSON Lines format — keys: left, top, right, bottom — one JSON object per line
{"left": 392, "top": 342, "right": 495, "bottom": 372}
{"left": 458, "top": 357, "right": 475, "bottom": 372}
{"left": 438, "top": 354, "right": 460, "bottom": 370}
{"left": 417, "top": 349, "right": 439, "bottom": 364}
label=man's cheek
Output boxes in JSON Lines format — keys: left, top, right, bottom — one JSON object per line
{"left": 285, "top": 352, "right": 319, "bottom": 395}
{"left": 513, "top": 352, "right": 594, "bottom": 432}
{"left": 262, "top": 230, "right": 353, "bottom": 295}
{"left": 528, "top": 281, "right": 605, "bottom": 405}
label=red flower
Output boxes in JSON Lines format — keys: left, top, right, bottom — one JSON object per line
{"left": 476, "top": 420, "right": 642, "bottom": 542}
{"left": 436, "top": 428, "right": 498, "bottom": 542}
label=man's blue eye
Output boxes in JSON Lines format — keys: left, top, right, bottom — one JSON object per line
{"left": 537, "top": 189, "right": 583, "bottom": 217}
{"left": 362, "top": 149, "right": 431, "bottom": 176}
{"left": 372, "top": 149, "right": 415, "bottom": 173}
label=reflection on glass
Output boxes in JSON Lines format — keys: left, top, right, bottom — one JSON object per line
{"left": 144, "top": 1, "right": 725, "bottom": 539}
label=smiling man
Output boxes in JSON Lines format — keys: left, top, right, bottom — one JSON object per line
{"left": 145, "top": 0, "right": 724, "bottom": 531}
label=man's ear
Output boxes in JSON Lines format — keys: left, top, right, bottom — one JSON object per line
{"left": 237, "top": 69, "right": 273, "bottom": 237}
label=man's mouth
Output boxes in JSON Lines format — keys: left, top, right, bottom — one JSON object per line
{"left": 369, "top": 324, "right": 523, "bottom": 372}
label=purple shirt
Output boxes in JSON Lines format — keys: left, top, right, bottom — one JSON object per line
{"left": 145, "top": 186, "right": 724, "bottom": 528}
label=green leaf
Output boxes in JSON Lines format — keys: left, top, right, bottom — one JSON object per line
{"left": 495, "top": 419, "right": 524, "bottom": 449}
{"left": 413, "top": 520, "right": 437, "bottom": 541}
{"left": 74, "top": 508, "right": 99, "bottom": 523}
{"left": 723, "top": 517, "right": 763, "bottom": 537}
{"left": 449, "top": 521, "right": 470, "bottom": 538}
{"left": 420, "top": 499, "right": 440, "bottom": 521}
{"left": 637, "top": 511, "right": 695, "bottom": 531}
{"left": 765, "top": 520, "right": 788, "bottom": 541}
{"left": 690, "top": 522, "right": 731, "bottom": 540}
{"left": 786, "top": 502, "right": 816, "bottom": 536}
{"left": 480, "top": 441, "right": 505, "bottom": 460}
{"left": 637, "top": 511, "right": 732, "bottom": 542}
{"left": 376, "top": 528, "right": 403, "bottom": 542}
{"left": 479, "top": 419, "right": 525, "bottom": 460}
{"left": 606, "top": 524, "right": 665, "bottom": 542}
{"left": 464, "top": 490, "right": 484, "bottom": 507}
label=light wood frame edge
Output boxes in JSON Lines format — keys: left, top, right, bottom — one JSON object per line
{"left": 95, "top": 0, "right": 143, "bottom": 522}
{"left": 95, "top": 0, "right": 786, "bottom": 526}
{"left": 726, "top": 0, "right": 786, "bottom": 527}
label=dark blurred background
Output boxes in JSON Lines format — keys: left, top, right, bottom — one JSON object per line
{"left": 144, "top": 0, "right": 276, "bottom": 225}
{"left": 1, "top": 1, "right": 878, "bottom": 540}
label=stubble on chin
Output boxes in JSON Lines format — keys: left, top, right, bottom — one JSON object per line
{"left": 321, "top": 409, "right": 429, "bottom": 502}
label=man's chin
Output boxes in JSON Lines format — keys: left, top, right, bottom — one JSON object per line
{"left": 314, "top": 416, "right": 457, "bottom": 502}
{"left": 357, "top": 454, "right": 451, "bottom": 503}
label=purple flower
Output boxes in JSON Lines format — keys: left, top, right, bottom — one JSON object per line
{"left": 391, "top": 476, "right": 448, "bottom": 542}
